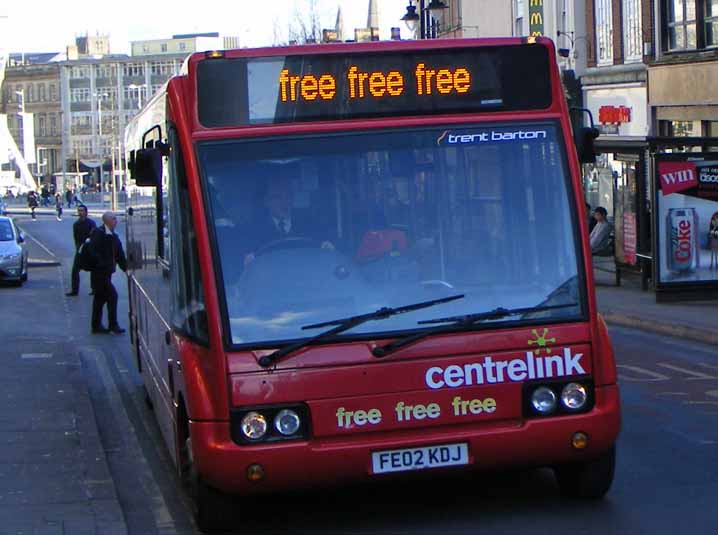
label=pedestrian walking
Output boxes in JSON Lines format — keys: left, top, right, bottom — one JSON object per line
{"left": 87, "top": 211, "right": 127, "bottom": 334}
{"left": 54, "top": 193, "right": 63, "bottom": 221}
{"left": 65, "top": 189, "right": 73, "bottom": 208}
{"left": 27, "top": 191, "right": 38, "bottom": 220}
{"left": 66, "top": 205, "right": 97, "bottom": 297}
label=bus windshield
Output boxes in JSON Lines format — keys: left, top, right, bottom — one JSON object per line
{"left": 200, "top": 122, "right": 584, "bottom": 346}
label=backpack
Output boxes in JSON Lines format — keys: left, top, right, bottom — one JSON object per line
{"left": 77, "top": 237, "right": 97, "bottom": 272}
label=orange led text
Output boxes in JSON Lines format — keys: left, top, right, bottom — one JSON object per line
{"left": 279, "top": 69, "right": 337, "bottom": 102}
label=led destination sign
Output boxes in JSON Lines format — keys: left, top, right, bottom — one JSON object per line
{"left": 197, "top": 46, "right": 552, "bottom": 127}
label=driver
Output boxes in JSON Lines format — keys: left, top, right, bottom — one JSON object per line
{"left": 244, "top": 177, "right": 334, "bottom": 265}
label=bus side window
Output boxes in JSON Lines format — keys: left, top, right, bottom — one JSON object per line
{"left": 168, "top": 126, "right": 208, "bottom": 342}
{"left": 158, "top": 139, "right": 171, "bottom": 264}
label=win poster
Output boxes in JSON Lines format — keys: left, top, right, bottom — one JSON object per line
{"left": 656, "top": 154, "right": 718, "bottom": 285}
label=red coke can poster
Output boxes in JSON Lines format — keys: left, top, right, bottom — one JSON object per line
{"left": 655, "top": 155, "right": 718, "bottom": 286}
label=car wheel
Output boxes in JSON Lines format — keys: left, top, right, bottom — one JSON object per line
{"left": 21, "top": 264, "right": 27, "bottom": 283}
{"left": 554, "top": 446, "right": 616, "bottom": 499}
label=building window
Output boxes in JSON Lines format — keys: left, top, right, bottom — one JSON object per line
{"left": 96, "top": 64, "right": 116, "bottom": 79}
{"left": 595, "top": 0, "right": 614, "bottom": 64}
{"left": 49, "top": 84, "right": 57, "bottom": 101}
{"left": 123, "top": 63, "right": 144, "bottom": 77}
{"left": 150, "top": 61, "right": 175, "bottom": 75}
{"left": 26, "top": 84, "right": 33, "bottom": 102}
{"left": 623, "top": 0, "right": 643, "bottom": 60}
{"left": 71, "top": 88, "right": 91, "bottom": 102}
{"left": 38, "top": 114, "right": 46, "bottom": 137}
{"left": 50, "top": 114, "right": 57, "bottom": 136}
{"left": 706, "top": 0, "right": 718, "bottom": 46}
{"left": 71, "top": 66, "right": 91, "bottom": 79}
{"left": 38, "top": 84, "right": 46, "bottom": 101}
{"left": 666, "top": 0, "right": 697, "bottom": 50}
{"left": 179, "top": 42, "right": 186, "bottom": 51}
{"left": 161, "top": 43, "right": 168, "bottom": 52}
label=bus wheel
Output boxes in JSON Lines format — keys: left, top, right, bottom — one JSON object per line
{"left": 553, "top": 446, "right": 615, "bottom": 499}
{"left": 185, "top": 437, "right": 236, "bottom": 533}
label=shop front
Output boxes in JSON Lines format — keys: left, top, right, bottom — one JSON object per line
{"left": 583, "top": 83, "right": 651, "bottom": 287}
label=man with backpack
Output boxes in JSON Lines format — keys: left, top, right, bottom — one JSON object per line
{"left": 66, "top": 205, "right": 97, "bottom": 296}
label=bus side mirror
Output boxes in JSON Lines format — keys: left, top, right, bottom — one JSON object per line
{"left": 131, "top": 148, "right": 163, "bottom": 187}
{"left": 576, "top": 126, "right": 600, "bottom": 164}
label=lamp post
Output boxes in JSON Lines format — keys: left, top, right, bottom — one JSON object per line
{"left": 127, "top": 83, "right": 146, "bottom": 109}
{"left": 400, "top": 0, "right": 448, "bottom": 39}
{"left": 95, "top": 92, "right": 109, "bottom": 204}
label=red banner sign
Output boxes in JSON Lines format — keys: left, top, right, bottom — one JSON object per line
{"left": 598, "top": 105, "right": 631, "bottom": 124}
{"left": 658, "top": 161, "right": 699, "bottom": 196}
{"left": 622, "top": 212, "right": 637, "bottom": 265}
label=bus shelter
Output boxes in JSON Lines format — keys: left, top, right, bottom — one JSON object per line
{"left": 585, "top": 136, "right": 718, "bottom": 302}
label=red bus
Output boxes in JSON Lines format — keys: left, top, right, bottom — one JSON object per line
{"left": 125, "top": 37, "right": 620, "bottom": 531}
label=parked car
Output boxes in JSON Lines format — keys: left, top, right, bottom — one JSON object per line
{"left": 0, "top": 216, "right": 28, "bottom": 286}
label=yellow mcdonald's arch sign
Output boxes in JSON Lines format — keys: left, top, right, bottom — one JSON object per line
{"left": 529, "top": 0, "right": 544, "bottom": 35}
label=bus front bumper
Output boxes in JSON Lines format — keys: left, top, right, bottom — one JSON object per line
{"left": 191, "top": 384, "right": 620, "bottom": 495}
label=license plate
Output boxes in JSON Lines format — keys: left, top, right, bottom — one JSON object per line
{"left": 371, "top": 443, "right": 469, "bottom": 474}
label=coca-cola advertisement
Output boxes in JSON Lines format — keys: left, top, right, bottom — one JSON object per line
{"left": 656, "top": 155, "right": 718, "bottom": 285}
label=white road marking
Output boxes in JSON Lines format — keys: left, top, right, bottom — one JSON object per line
{"left": 16, "top": 226, "right": 58, "bottom": 259}
{"left": 705, "top": 390, "right": 718, "bottom": 398}
{"left": 657, "top": 363, "right": 718, "bottom": 380}
{"left": 685, "top": 401, "right": 718, "bottom": 405}
{"left": 21, "top": 353, "right": 52, "bottom": 359}
{"left": 617, "top": 365, "right": 669, "bottom": 382}
{"left": 657, "top": 392, "right": 688, "bottom": 396}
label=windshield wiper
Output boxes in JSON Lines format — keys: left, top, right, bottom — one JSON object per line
{"left": 257, "top": 294, "right": 464, "bottom": 367}
{"left": 372, "top": 303, "right": 578, "bottom": 358}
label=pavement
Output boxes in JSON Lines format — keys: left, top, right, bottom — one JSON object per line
{"left": 0, "top": 227, "right": 127, "bottom": 534}
{"left": 594, "top": 268, "right": 718, "bottom": 347}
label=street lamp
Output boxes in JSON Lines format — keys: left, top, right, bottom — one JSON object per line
{"left": 127, "top": 83, "right": 146, "bottom": 109}
{"left": 95, "top": 92, "right": 110, "bottom": 201}
{"left": 400, "top": 0, "right": 448, "bottom": 39}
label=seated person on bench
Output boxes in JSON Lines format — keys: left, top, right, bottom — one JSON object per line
{"left": 589, "top": 206, "right": 613, "bottom": 255}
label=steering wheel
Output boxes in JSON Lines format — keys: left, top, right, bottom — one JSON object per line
{"left": 254, "top": 237, "right": 319, "bottom": 257}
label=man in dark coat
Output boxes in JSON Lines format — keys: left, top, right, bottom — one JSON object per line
{"left": 66, "top": 205, "right": 97, "bottom": 296}
{"left": 88, "top": 211, "right": 127, "bottom": 334}
{"left": 243, "top": 177, "right": 333, "bottom": 265}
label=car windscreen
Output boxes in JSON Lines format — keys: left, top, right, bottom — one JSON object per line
{"left": 0, "top": 220, "right": 14, "bottom": 241}
{"left": 199, "top": 123, "right": 584, "bottom": 346}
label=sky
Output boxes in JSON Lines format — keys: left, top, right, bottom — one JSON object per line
{"left": 4, "top": 0, "right": 402, "bottom": 55}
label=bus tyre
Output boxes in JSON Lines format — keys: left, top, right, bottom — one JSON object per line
{"left": 186, "top": 437, "right": 236, "bottom": 533}
{"left": 554, "top": 446, "right": 616, "bottom": 499}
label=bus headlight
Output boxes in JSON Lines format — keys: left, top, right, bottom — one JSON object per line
{"left": 561, "top": 383, "right": 588, "bottom": 410}
{"left": 531, "top": 386, "right": 557, "bottom": 414}
{"left": 274, "top": 409, "right": 301, "bottom": 436}
{"left": 241, "top": 411, "right": 267, "bottom": 440}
